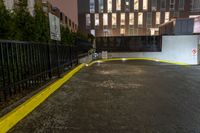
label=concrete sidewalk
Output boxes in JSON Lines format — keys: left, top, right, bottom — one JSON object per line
{"left": 11, "top": 61, "right": 200, "bottom": 133}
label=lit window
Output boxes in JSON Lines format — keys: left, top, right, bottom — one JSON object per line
{"left": 192, "top": 0, "right": 200, "bottom": 11}
{"left": 143, "top": 0, "right": 148, "bottom": 10}
{"left": 86, "top": 14, "right": 91, "bottom": 27}
{"left": 90, "top": 0, "right": 95, "bottom": 13}
{"left": 129, "top": 29, "right": 134, "bottom": 35}
{"left": 170, "top": 0, "right": 175, "bottom": 10}
{"left": 179, "top": 0, "right": 184, "bottom": 10}
{"left": 98, "top": 0, "right": 104, "bottom": 13}
{"left": 103, "top": 13, "right": 108, "bottom": 26}
{"left": 165, "top": 12, "right": 170, "bottom": 23}
{"left": 151, "top": 0, "right": 157, "bottom": 11}
{"left": 121, "top": 13, "right": 125, "bottom": 26}
{"left": 138, "top": 12, "right": 143, "bottom": 25}
{"left": 150, "top": 28, "right": 159, "bottom": 35}
{"left": 125, "top": 0, "right": 130, "bottom": 12}
{"left": 112, "top": 13, "right": 117, "bottom": 28}
{"left": 107, "top": 0, "right": 112, "bottom": 13}
{"left": 156, "top": 12, "right": 160, "bottom": 25}
{"left": 120, "top": 28, "right": 125, "bottom": 35}
{"left": 116, "top": 0, "right": 121, "bottom": 11}
{"left": 160, "top": 0, "right": 166, "bottom": 10}
{"left": 147, "top": 12, "right": 152, "bottom": 27}
{"left": 129, "top": 13, "right": 134, "bottom": 25}
{"left": 95, "top": 14, "right": 99, "bottom": 26}
{"left": 134, "top": 0, "right": 139, "bottom": 10}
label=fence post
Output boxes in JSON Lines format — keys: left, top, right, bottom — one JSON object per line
{"left": 0, "top": 43, "right": 5, "bottom": 102}
{"left": 69, "top": 46, "right": 73, "bottom": 67}
{"left": 56, "top": 41, "right": 60, "bottom": 77}
{"left": 47, "top": 44, "right": 52, "bottom": 79}
{"left": 76, "top": 46, "right": 79, "bottom": 65}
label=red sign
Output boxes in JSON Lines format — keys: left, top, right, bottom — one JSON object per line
{"left": 192, "top": 48, "right": 197, "bottom": 56}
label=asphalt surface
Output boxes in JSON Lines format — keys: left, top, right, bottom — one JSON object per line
{"left": 11, "top": 60, "right": 200, "bottom": 133}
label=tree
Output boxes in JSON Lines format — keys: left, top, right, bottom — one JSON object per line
{"left": 61, "top": 26, "right": 76, "bottom": 45}
{"left": 88, "top": 33, "right": 95, "bottom": 43}
{"left": 0, "top": 0, "right": 12, "bottom": 39}
{"left": 10, "top": 0, "right": 35, "bottom": 41}
{"left": 75, "top": 30, "right": 88, "bottom": 41}
{"left": 34, "top": 0, "right": 50, "bottom": 42}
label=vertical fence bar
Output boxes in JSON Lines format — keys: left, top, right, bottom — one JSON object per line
{"left": 29, "top": 43, "right": 34, "bottom": 89}
{"left": 69, "top": 46, "right": 73, "bottom": 67}
{"left": 0, "top": 42, "right": 5, "bottom": 102}
{"left": 22, "top": 43, "right": 28, "bottom": 89}
{"left": 19, "top": 43, "right": 24, "bottom": 92}
{"left": 47, "top": 44, "right": 52, "bottom": 79}
{"left": 56, "top": 41, "right": 60, "bottom": 77}
{"left": 15, "top": 43, "right": 21, "bottom": 93}
{"left": 10, "top": 43, "right": 16, "bottom": 95}
{"left": 76, "top": 46, "right": 79, "bottom": 65}
{"left": 32, "top": 43, "right": 37, "bottom": 87}
{"left": 5, "top": 42, "right": 12, "bottom": 98}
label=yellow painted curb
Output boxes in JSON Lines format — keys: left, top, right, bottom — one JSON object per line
{"left": 88, "top": 58, "right": 188, "bottom": 66}
{"left": 0, "top": 64, "right": 85, "bottom": 133}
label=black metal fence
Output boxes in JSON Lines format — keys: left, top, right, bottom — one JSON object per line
{"left": 76, "top": 38, "right": 93, "bottom": 58}
{"left": 0, "top": 40, "right": 89, "bottom": 102}
{"left": 96, "top": 36, "right": 162, "bottom": 52}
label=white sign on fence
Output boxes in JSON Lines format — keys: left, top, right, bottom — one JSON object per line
{"left": 49, "top": 13, "right": 61, "bottom": 41}
{"left": 102, "top": 51, "right": 108, "bottom": 59}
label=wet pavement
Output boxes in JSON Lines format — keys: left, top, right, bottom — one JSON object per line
{"left": 11, "top": 61, "right": 200, "bottom": 133}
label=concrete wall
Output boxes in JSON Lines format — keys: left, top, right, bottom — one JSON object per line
{"left": 108, "top": 35, "right": 200, "bottom": 65}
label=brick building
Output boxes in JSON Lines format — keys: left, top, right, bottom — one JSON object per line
{"left": 42, "top": 0, "right": 78, "bottom": 32}
{"left": 78, "top": 0, "right": 200, "bottom": 37}
{"left": 3, "top": 0, "right": 78, "bottom": 32}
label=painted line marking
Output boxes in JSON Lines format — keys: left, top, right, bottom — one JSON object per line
{"left": 88, "top": 58, "right": 189, "bottom": 66}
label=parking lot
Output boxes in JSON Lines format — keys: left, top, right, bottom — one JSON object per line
{"left": 11, "top": 60, "right": 200, "bottom": 133}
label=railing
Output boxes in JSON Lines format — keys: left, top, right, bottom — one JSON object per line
{"left": 0, "top": 40, "right": 89, "bottom": 102}
{"left": 96, "top": 36, "right": 162, "bottom": 52}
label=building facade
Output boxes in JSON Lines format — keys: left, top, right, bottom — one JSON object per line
{"left": 42, "top": 0, "right": 78, "bottom": 32}
{"left": 3, "top": 0, "right": 78, "bottom": 32}
{"left": 3, "top": 0, "right": 35, "bottom": 16}
{"left": 78, "top": 0, "right": 200, "bottom": 37}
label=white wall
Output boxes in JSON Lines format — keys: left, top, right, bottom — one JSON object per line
{"left": 108, "top": 35, "right": 200, "bottom": 65}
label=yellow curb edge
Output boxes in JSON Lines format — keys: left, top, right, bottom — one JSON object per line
{"left": 88, "top": 58, "right": 189, "bottom": 66}
{"left": 0, "top": 64, "right": 85, "bottom": 133}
